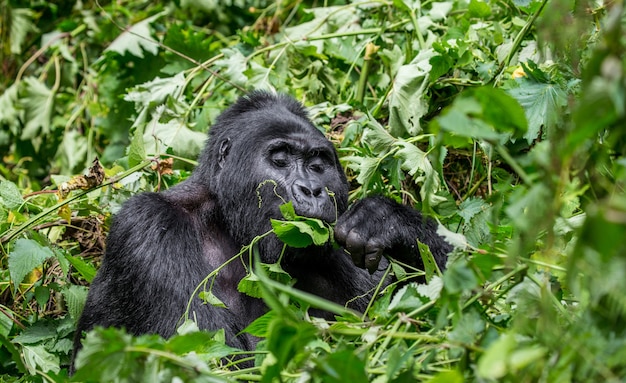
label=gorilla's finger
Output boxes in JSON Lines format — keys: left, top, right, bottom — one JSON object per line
{"left": 345, "top": 230, "right": 366, "bottom": 267}
{"left": 364, "top": 248, "right": 383, "bottom": 274}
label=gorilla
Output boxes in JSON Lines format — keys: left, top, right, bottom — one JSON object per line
{"left": 72, "top": 91, "right": 451, "bottom": 368}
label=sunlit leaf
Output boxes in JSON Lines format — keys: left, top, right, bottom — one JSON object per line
{"left": 0, "top": 181, "right": 24, "bottom": 209}
{"left": 508, "top": 75, "right": 568, "bottom": 142}
{"left": 8, "top": 239, "right": 54, "bottom": 290}
{"left": 105, "top": 13, "right": 162, "bottom": 57}
{"left": 271, "top": 218, "right": 329, "bottom": 247}
{"left": 389, "top": 50, "right": 435, "bottom": 136}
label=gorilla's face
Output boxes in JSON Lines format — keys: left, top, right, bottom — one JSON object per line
{"left": 258, "top": 131, "right": 344, "bottom": 223}
{"left": 207, "top": 99, "right": 349, "bottom": 257}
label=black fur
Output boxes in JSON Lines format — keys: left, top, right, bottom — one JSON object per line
{"left": 71, "top": 91, "right": 451, "bottom": 370}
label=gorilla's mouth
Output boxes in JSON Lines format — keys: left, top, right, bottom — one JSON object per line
{"left": 289, "top": 199, "right": 337, "bottom": 224}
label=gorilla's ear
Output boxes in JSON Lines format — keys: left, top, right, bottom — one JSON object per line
{"left": 218, "top": 138, "right": 231, "bottom": 169}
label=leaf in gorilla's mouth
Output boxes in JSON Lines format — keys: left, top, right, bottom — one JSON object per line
{"left": 269, "top": 202, "right": 331, "bottom": 247}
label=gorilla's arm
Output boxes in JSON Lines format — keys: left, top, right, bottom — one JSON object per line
{"left": 334, "top": 196, "right": 451, "bottom": 274}
{"left": 75, "top": 192, "right": 229, "bottom": 340}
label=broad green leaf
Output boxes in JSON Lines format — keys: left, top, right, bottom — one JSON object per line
{"left": 472, "top": 87, "right": 527, "bottom": 135}
{"left": 73, "top": 328, "right": 131, "bottom": 379}
{"left": 105, "top": 13, "right": 162, "bottom": 57}
{"left": 468, "top": 0, "right": 492, "bottom": 18}
{"left": 213, "top": 48, "right": 248, "bottom": 87}
{"left": 164, "top": 331, "right": 217, "bottom": 354}
{"left": 13, "top": 322, "right": 57, "bottom": 345}
{"left": 508, "top": 76, "right": 567, "bottom": 142}
{"left": 270, "top": 218, "right": 329, "bottom": 248}
{"left": 238, "top": 271, "right": 262, "bottom": 299}
{"left": 9, "top": 8, "right": 39, "bottom": 54}
{"left": 22, "top": 344, "right": 60, "bottom": 374}
{"left": 0, "top": 308, "right": 13, "bottom": 337}
{"left": 65, "top": 254, "right": 97, "bottom": 283}
{"left": 0, "top": 181, "right": 24, "bottom": 209}
{"left": 362, "top": 119, "right": 396, "bottom": 153}
{"left": 443, "top": 259, "right": 479, "bottom": 294}
{"left": 8, "top": 239, "right": 54, "bottom": 290}
{"left": 198, "top": 290, "right": 227, "bottom": 308}
{"left": 124, "top": 73, "right": 187, "bottom": 107}
{"left": 19, "top": 77, "right": 54, "bottom": 142}
{"left": 448, "top": 309, "right": 485, "bottom": 344}
{"left": 458, "top": 197, "right": 487, "bottom": 222}
{"left": 389, "top": 50, "right": 435, "bottom": 136}
{"left": 238, "top": 263, "right": 292, "bottom": 299}
{"left": 427, "top": 370, "right": 464, "bottom": 383}
{"left": 429, "top": 2, "right": 453, "bottom": 21}
{"left": 242, "top": 310, "right": 277, "bottom": 337}
{"left": 477, "top": 333, "right": 516, "bottom": 379}
{"left": 62, "top": 285, "right": 89, "bottom": 322}
{"left": 388, "top": 284, "right": 427, "bottom": 313}
{"left": 417, "top": 240, "right": 439, "bottom": 281}
{"left": 143, "top": 117, "right": 206, "bottom": 159}
{"left": 395, "top": 141, "right": 443, "bottom": 205}
{"left": 417, "top": 275, "right": 444, "bottom": 301}
{"left": 348, "top": 156, "right": 381, "bottom": 187}
{"left": 279, "top": 201, "right": 297, "bottom": 221}
{"left": 128, "top": 122, "right": 146, "bottom": 167}
{"left": 60, "top": 129, "right": 88, "bottom": 171}
{"left": 0, "top": 82, "right": 20, "bottom": 129}
{"left": 434, "top": 87, "right": 527, "bottom": 147}
{"left": 314, "top": 348, "right": 368, "bottom": 383}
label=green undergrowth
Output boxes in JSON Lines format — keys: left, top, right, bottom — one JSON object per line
{"left": 1, "top": 0, "right": 626, "bottom": 381}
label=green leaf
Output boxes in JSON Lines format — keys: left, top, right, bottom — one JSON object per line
{"left": 13, "top": 322, "right": 57, "bottom": 345}
{"left": 434, "top": 87, "right": 527, "bottom": 147}
{"left": 105, "top": 13, "right": 162, "bottom": 57}
{"left": 198, "top": 290, "right": 227, "bottom": 308}
{"left": 471, "top": 87, "right": 527, "bottom": 135}
{"left": 350, "top": 156, "right": 381, "bottom": 188}
{"left": 9, "top": 8, "right": 39, "bottom": 54}
{"left": 0, "top": 308, "right": 13, "bottom": 337}
{"left": 314, "top": 348, "right": 368, "bottom": 383}
{"left": 128, "top": 122, "right": 146, "bottom": 167}
{"left": 418, "top": 241, "right": 439, "bottom": 281}
{"left": 19, "top": 77, "right": 55, "bottom": 143}
{"left": 213, "top": 48, "right": 248, "bottom": 87}
{"left": 0, "top": 83, "right": 20, "bottom": 129}
{"left": 468, "top": 0, "right": 492, "bottom": 18}
{"left": 389, "top": 50, "right": 435, "bottom": 136}
{"left": 0, "top": 181, "right": 24, "bottom": 209}
{"left": 362, "top": 119, "right": 396, "bottom": 153}
{"left": 22, "top": 344, "right": 60, "bottom": 374}
{"left": 66, "top": 254, "right": 97, "bottom": 283}
{"left": 237, "top": 271, "right": 262, "bottom": 298}
{"left": 443, "top": 259, "right": 479, "bottom": 294}
{"left": 270, "top": 218, "right": 329, "bottom": 248}
{"left": 143, "top": 117, "right": 207, "bottom": 159}
{"left": 279, "top": 201, "right": 297, "bottom": 221}
{"left": 238, "top": 263, "right": 293, "bottom": 299}
{"left": 427, "top": 370, "right": 464, "bottom": 383}
{"left": 8, "top": 239, "right": 54, "bottom": 290}
{"left": 508, "top": 76, "right": 568, "bottom": 143}
{"left": 242, "top": 310, "right": 277, "bottom": 337}
{"left": 124, "top": 73, "right": 187, "bottom": 107}
{"left": 62, "top": 285, "right": 89, "bottom": 322}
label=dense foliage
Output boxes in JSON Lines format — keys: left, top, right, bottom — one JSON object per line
{"left": 1, "top": 0, "right": 625, "bottom": 381}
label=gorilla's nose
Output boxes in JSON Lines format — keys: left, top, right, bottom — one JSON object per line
{"left": 292, "top": 180, "right": 324, "bottom": 202}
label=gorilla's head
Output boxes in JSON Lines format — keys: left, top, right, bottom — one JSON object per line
{"left": 193, "top": 92, "right": 349, "bottom": 259}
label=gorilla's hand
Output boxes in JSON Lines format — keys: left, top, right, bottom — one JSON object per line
{"left": 334, "top": 196, "right": 422, "bottom": 274}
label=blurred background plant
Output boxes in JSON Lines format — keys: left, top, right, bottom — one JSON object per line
{"left": 0, "top": 0, "right": 625, "bottom": 381}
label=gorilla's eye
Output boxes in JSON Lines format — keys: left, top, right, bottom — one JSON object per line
{"left": 270, "top": 151, "right": 290, "bottom": 168}
{"left": 308, "top": 158, "right": 328, "bottom": 173}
